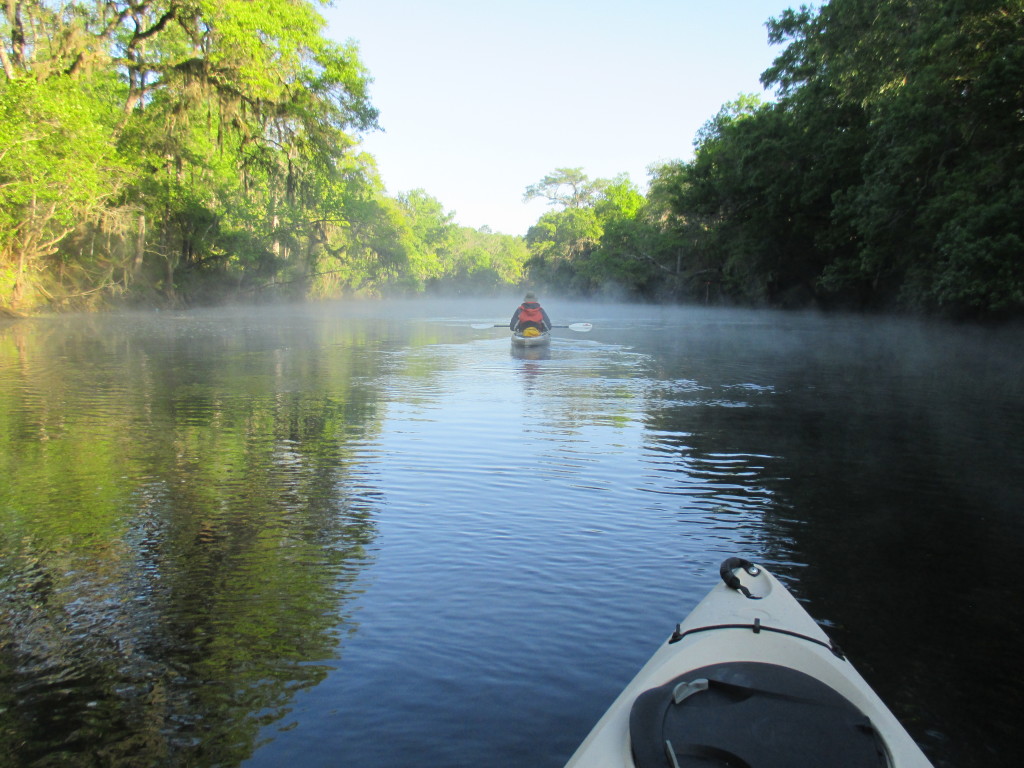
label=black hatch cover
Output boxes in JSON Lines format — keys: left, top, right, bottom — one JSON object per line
{"left": 629, "top": 661, "right": 889, "bottom": 768}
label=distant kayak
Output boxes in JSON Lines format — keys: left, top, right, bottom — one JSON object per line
{"left": 565, "top": 558, "right": 933, "bottom": 767}
{"left": 511, "top": 330, "right": 551, "bottom": 347}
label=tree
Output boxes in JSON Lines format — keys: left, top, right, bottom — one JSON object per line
{"left": 523, "top": 169, "right": 669, "bottom": 296}
{"left": 0, "top": 75, "right": 131, "bottom": 307}
{"left": 111, "top": 0, "right": 380, "bottom": 298}
{"left": 438, "top": 227, "right": 528, "bottom": 293}
{"left": 770, "top": 0, "right": 1024, "bottom": 315}
{"left": 568, "top": 168, "right": 695, "bottom": 300}
{"left": 1, "top": 0, "right": 386, "bottom": 310}
{"left": 629, "top": 0, "right": 1024, "bottom": 316}
{"left": 523, "top": 167, "right": 608, "bottom": 209}
{"left": 394, "top": 189, "right": 456, "bottom": 290}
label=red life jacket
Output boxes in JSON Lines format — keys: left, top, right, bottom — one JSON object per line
{"left": 518, "top": 303, "right": 544, "bottom": 324}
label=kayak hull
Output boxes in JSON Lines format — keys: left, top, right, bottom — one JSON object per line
{"left": 564, "top": 559, "right": 932, "bottom": 767}
{"left": 511, "top": 330, "right": 551, "bottom": 347}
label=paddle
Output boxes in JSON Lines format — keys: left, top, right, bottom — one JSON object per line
{"left": 471, "top": 322, "right": 593, "bottom": 332}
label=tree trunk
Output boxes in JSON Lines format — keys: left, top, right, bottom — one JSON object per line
{"left": 14, "top": 249, "right": 26, "bottom": 307}
{"left": 164, "top": 255, "right": 176, "bottom": 299}
{"left": 134, "top": 213, "right": 146, "bottom": 274}
{"left": 0, "top": 46, "right": 17, "bottom": 80}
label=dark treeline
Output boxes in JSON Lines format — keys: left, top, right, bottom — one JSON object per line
{"left": 3, "top": 0, "right": 1022, "bottom": 319}
{"left": 530, "top": 0, "right": 1024, "bottom": 319}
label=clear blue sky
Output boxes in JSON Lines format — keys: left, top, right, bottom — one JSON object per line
{"left": 321, "top": 1, "right": 791, "bottom": 235}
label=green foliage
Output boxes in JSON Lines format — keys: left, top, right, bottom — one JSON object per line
{"left": 525, "top": 207, "right": 603, "bottom": 293}
{"left": 393, "top": 189, "right": 456, "bottom": 290}
{"left": 820, "top": 0, "right": 1024, "bottom": 315}
{"left": 594, "top": 175, "right": 646, "bottom": 221}
{"left": 523, "top": 167, "right": 608, "bottom": 209}
{"left": 0, "top": 74, "right": 132, "bottom": 306}
{"left": 522, "top": 169, "right": 659, "bottom": 296}
{"left": 1, "top": 1, "right": 527, "bottom": 311}
{"left": 7, "top": 0, "right": 1019, "bottom": 317}
{"left": 443, "top": 227, "right": 528, "bottom": 292}
{"left": 621, "top": 0, "right": 1024, "bottom": 317}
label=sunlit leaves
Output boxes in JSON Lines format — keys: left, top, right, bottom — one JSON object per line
{"left": 1, "top": 1, "right": 393, "bottom": 308}
{"left": 0, "top": 75, "right": 132, "bottom": 304}
{"left": 523, "top": 169, "right": 653, "bottom": 295}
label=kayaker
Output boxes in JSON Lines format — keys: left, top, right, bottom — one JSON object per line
{"left": 510, "top": 292, "right": 552, "bottom": 336}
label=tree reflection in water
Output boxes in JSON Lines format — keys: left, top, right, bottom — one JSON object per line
{"left": 0, "top": 310, "right": 388, "bottom": 766}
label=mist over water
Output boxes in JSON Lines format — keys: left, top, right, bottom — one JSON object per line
{"left": 2, "top": 299, "right": 1022, "bottom": 767}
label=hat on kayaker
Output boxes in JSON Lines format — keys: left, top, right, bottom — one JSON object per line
{"left": 524, "top": 291, "right": 536, "bottom": 301}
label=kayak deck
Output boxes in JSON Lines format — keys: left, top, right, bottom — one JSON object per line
{"left": 631, "top": 661, "right": 888, "bottom": 767}
{"left": 564, "top": 558, "right": 932, "bottom": 767}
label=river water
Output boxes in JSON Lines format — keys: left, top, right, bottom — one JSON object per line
{"left": 1, "top": 300, "right": 1022, "bottom": 767}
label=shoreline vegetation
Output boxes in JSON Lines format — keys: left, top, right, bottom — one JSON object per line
{"left": 2, "top": 1, "right": 1022, "bottom": 321}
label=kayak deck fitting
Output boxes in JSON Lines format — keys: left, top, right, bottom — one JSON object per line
{"left": 564, "top": 558, "right": 933, "bottom": 768}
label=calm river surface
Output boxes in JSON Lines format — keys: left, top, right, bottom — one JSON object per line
{"left": 2, "top": 299, "right": 1023, "bottom": 767}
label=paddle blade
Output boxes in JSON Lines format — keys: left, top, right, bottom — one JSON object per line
{"left": 471, "top": 323, "right": 504, "bottom": 329}
{"left": 567, "top": 322, "right": 593, "bottom": 332}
